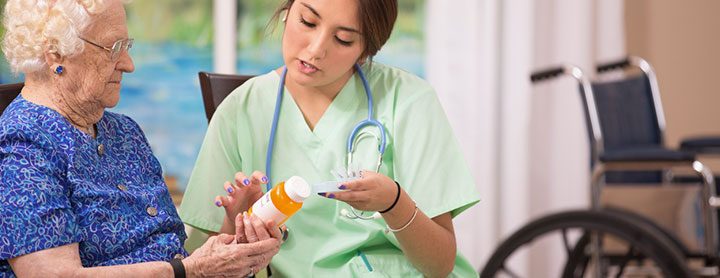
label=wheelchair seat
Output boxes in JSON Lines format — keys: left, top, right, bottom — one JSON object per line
{"left": 600, "top": 146, "right": 696, "bottom": 163}
{"left": 681, "top": 137, "right": 720, "bottom": 154}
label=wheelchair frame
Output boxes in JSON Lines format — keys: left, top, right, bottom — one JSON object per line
{"left": 482, "top": 56, "right": 720, "bottom": 277}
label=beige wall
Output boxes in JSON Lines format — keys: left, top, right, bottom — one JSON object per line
{"left": 625, "top": 1, "right": 720, "bottom": 151}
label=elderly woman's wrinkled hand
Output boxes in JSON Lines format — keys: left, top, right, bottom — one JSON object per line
{"left": 215, "top": 171, "right": 268, "bottom": 224}
{"left": 183, "top": 233, "right": 280, "bottom": 277}
{"left": 233, "top": 212, "right": 284, "bottom": 244}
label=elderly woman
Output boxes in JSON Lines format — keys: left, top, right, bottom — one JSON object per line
{"left": 0, "top": 0, "right": 280, "bottom": 276}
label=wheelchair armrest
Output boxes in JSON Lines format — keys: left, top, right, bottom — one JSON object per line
{"left": 680, "top": 136, "right": 720, "bottom": 154}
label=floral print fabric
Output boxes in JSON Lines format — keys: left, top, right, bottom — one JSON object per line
{"left": 0, "top": 95, "right": 187, "bottom": 276}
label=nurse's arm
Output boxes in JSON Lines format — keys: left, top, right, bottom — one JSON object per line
{"left": 382, "top": 190, "right": 457, "bottom": 278}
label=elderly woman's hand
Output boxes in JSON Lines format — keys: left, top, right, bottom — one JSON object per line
{"left": 215, "top": 171, "right": 268, "bottom": 226}
{"left": 231, "top": 212, "right": 284, "bottom": 273}
{"left": 234, "top": 212, "right": 284, "bottom": 244}
{"left": 183, "top": 233, "right": 280, "bottom": 277}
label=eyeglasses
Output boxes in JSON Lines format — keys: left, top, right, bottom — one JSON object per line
{"left": 80, "top": 37, "right": 134, "bottom": 61}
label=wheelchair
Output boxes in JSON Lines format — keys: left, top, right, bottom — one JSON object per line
{"left": 481, "top": 56, "right": 720, "bottom": 277}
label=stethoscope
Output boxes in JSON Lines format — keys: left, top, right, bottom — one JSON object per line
{"left": 265, "top": 64, "right": 387, "bottom": 221}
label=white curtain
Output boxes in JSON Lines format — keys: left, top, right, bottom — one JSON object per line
{"left": 426, "top": 0, "right": 624, "bottom": 274}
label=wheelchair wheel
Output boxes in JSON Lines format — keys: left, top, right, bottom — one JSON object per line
{"left": 480, "top": 210, "right": 691, "bottom": 277}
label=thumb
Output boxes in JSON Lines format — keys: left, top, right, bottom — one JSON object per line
{"left": 235, "top": 212, "right": 245, "bottom": 243}
{"left": 241, "top": 238, "right": 279, "bottom": 255}
{"left": 217, "top": 233, "right": 236, "bottom": 244}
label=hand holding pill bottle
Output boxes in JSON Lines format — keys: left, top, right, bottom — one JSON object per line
{"left": 248, "top": 176, "right": 311, "bottom": 225}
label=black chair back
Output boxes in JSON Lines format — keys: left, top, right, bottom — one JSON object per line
{"left": 0, "top": 83, "right": 23, "bottom": 116}
{"left": 198, "top": 72, "right": 254, "bottom": 122}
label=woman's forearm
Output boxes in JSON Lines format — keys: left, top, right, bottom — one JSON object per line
{"left": 382, "top": 191, "right": 457, "bottom": 277}
{"left": 9, "top": 244, "right": 176, "bottom": 278}
{"left": 71, "top": 261, "right": 174, "bottom": 278}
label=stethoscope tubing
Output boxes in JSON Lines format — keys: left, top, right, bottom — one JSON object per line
{"left": 265, "top": 64, "right": 387, "bottom": 192}
{"left": 265, "top": 67, "right": 288, "bottom": 191}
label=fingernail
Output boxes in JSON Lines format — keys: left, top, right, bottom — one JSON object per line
{"left": 215, "top": 201, "right": 222, "bottom": 207}
{"left": 262, "top": 176, "right": 268, "bottom": 183}
{"left": 227, "top": 187, "right": 234, "bottom": 193}
{"left": 338, "top": 184, "right": 346, "bottom": 190}
{"left": 317, "top": 193, "right": 326, "bottom": 197}
{"left": 328, "top": 193, "right": 335, "bottom": 199}
{"left": 243, "top": 179, "right": 250, "bottom": 186}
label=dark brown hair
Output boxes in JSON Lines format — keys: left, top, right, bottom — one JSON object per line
{"left": 269, "top": 0, "right": 398, "bottom": 60}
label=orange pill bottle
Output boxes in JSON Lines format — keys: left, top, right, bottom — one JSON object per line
{"left": 248, "top": 176, "right": 310, "bottom": 225}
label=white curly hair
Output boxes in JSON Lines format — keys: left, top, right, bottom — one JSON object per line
{"left": 1, "top": 0, "right": 109, "bottom": 75}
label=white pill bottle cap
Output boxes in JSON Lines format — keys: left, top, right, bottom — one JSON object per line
{"left": 285, "top": 176, "right": 311, "bottom": 202}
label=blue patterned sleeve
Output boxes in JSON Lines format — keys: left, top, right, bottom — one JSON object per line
{"left": 0, "top": 132, "right": 80, "bottom": 260}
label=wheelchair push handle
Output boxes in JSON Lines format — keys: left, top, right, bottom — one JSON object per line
{"left": 597, "top": 57, "right": 630, "bottom": 73}
{"left": 530, "top": 67, "right": 565, "bottom": 83}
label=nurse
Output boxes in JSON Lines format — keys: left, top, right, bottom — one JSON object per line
{"left": 179, "top": 0, "right": 480, "bottom": 276}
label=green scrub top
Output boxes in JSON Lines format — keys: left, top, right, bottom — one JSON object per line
{"left": 179, "top": 63, "right": 480, "bottom": 277}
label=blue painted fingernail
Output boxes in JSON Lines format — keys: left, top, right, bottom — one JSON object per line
{"left": 328, "top": 193, "right": 335, "bottom": 199}
{"left": 262, "top": 176, "right": 268, "bottom": 183}
{"left": 215, "top": 201, "right": 222, "bottom": 207}
{"left": 227, "top": 187, "right": 234, "bottom": 193}
{"left": 338, "top": 184, "right": 346, "bottom": 190}
{"left": 243, "top": 179, "right": 250, "bottom": 186}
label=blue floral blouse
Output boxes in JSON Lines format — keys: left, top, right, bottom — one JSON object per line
{"left": 0, "top": 95, "right": 187, "bottom": 276}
